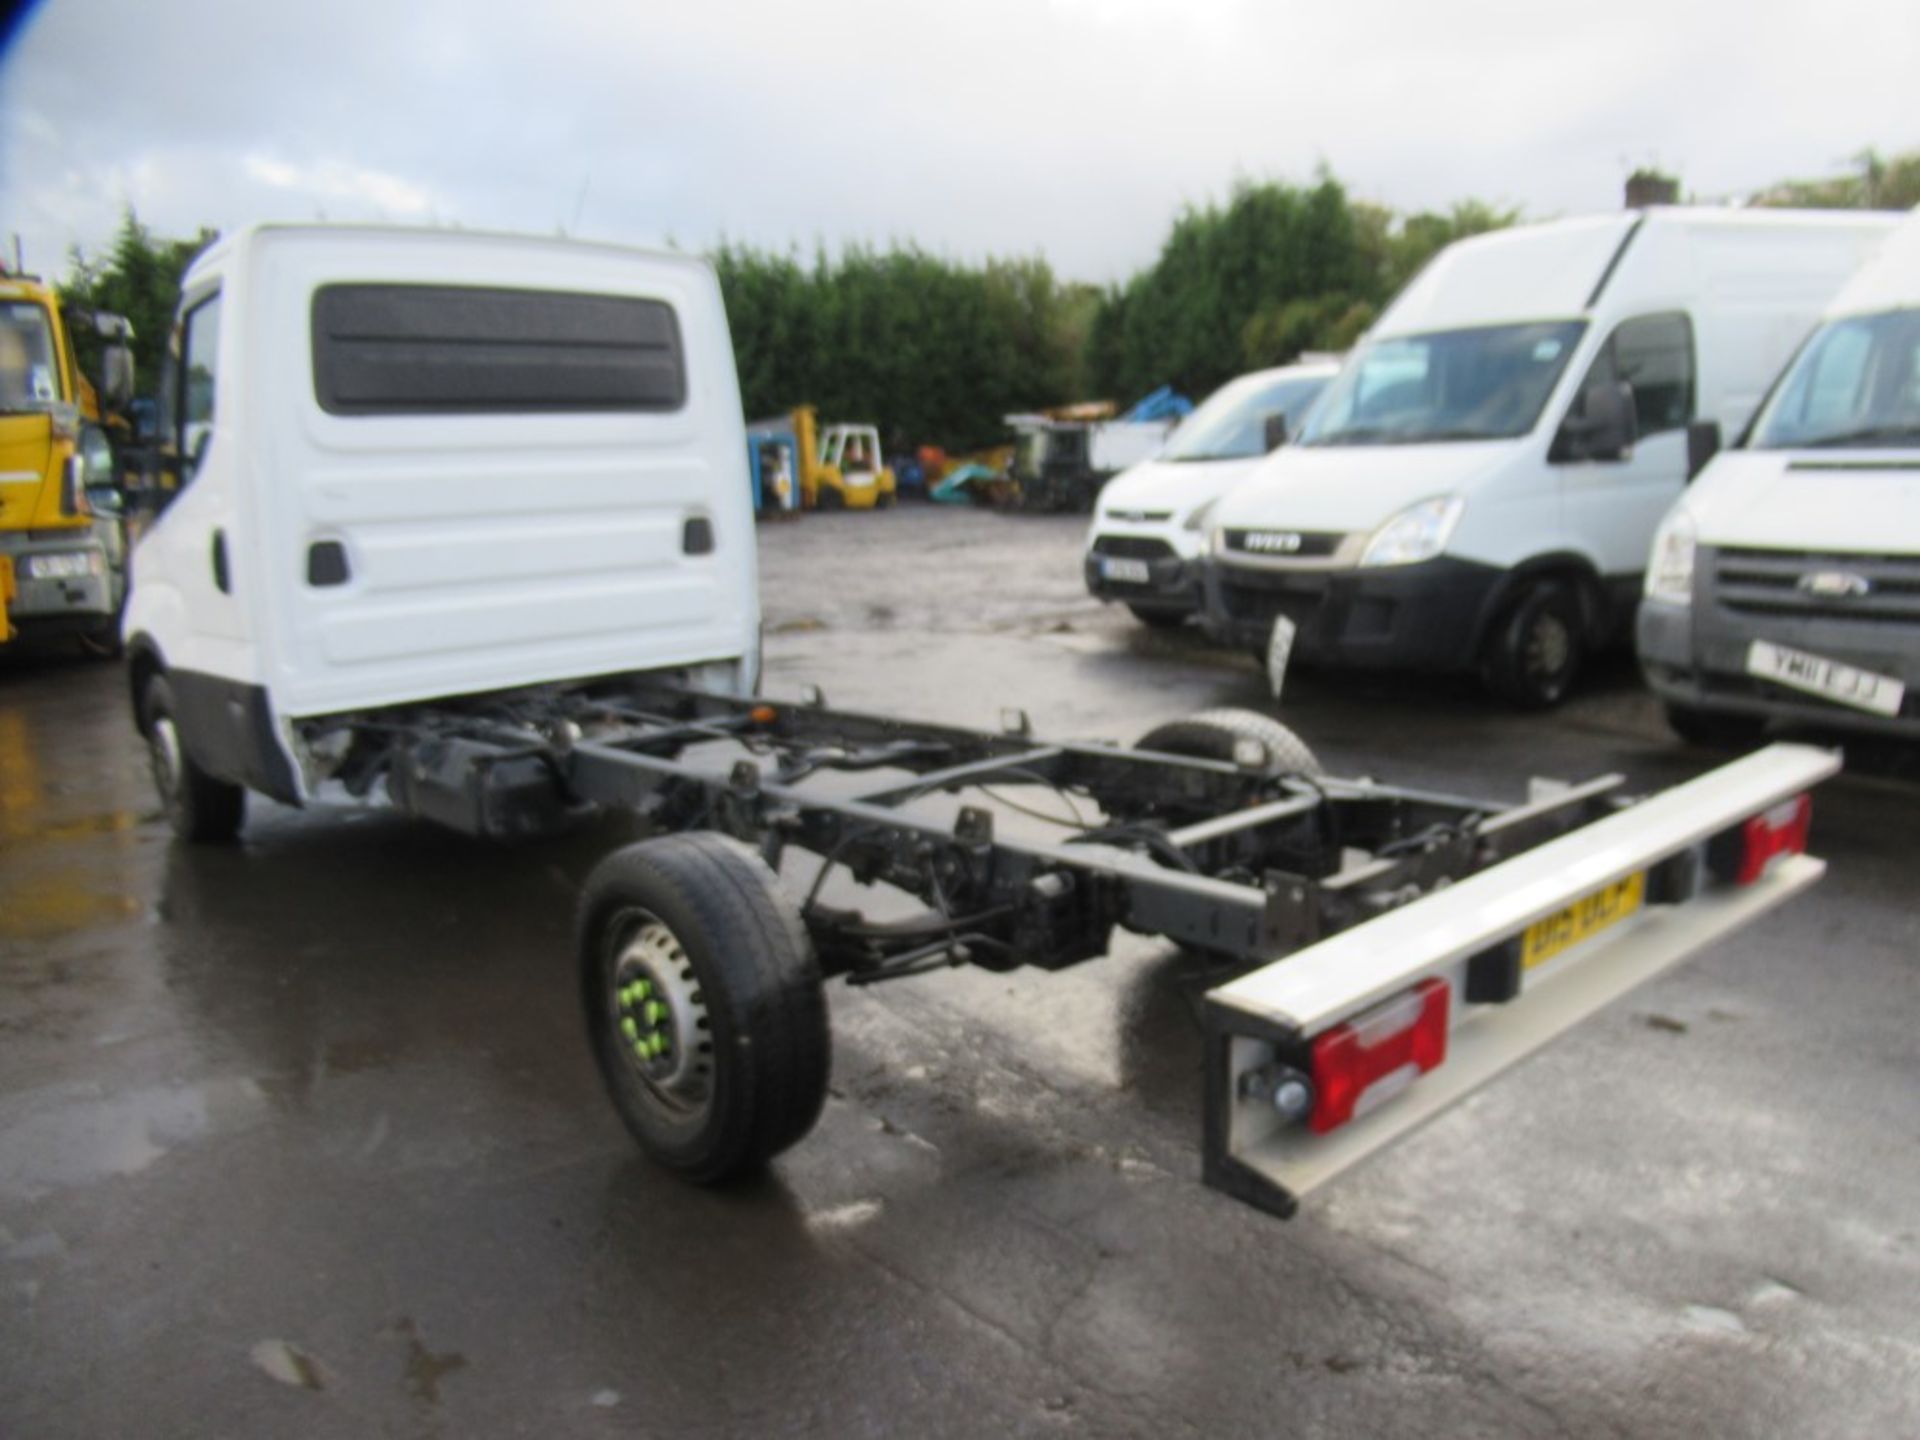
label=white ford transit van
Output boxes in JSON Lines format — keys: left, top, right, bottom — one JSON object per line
{"left": 124, "top": 224, "right": 759, "bottom": 828}
{"left": 1202, "top": 209, "right": 1898, "bottom": 705}
{"left": 1639, "top": 206, "right": 1920, "bottom": 742}
{"left": 1083, "top": 357, "right": 1337, "bottom": 626}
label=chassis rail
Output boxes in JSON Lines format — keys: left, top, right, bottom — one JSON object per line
{"left": 310, "top": 677, "right": 1837, "bottom": 1217}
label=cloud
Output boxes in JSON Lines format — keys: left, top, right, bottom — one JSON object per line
{"left": 241, "top": 155, "right": 437, "bottom": 218}
{"left": 1, "top": 0, "right": 1915, "bottom": 283}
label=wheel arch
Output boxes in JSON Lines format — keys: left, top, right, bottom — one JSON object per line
{"left": 1474, "top": 551, "right": 1612, "bottom": 648}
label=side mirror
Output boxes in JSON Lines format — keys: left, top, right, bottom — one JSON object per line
{"left": 85, "top": 481, "right": 125, "bottom": 517}
{"left": 1554, "top": 380, "right": 1637, "bottom": 463}
{"left": 1685, "top": 418, "right": 1722, "bottom": 481}
{"left": 1262, "top": 412, "right": 1290, "bottom": 453}
{"left": 98, "top": 342, "right": 135, "bottom": 411}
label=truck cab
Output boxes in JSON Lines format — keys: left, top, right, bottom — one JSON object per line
{"left": 123, "top": 224, "right": 760, "bottom": 834}
{"left": 0, "top": 273, "right": 135, "bottom": 651}
{"left": 1639, "top": 206, "right": 1920, "bottom": 742}
{"left": 1202, "top": 209, "right": 1899, "bottom": 706}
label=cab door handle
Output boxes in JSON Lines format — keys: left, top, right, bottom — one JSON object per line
{"left": 212, "top": 529, "right": 231, "bottom": 594}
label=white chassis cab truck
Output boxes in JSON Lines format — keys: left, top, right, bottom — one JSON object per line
{"left": 127, "top": 224, "right": 1837, "bottom": 1216}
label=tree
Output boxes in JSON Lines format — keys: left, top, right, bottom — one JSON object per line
{"left": 1089, "top": 176, "right": 1518, "bottom": 402}
{"left": 59, "top": 211, "right": 216, "bottom": 393}
{"left": 1751, "top": 147, "right": 1920, "bottom": 211}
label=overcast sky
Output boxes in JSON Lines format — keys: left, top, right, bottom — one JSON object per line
{"left": 3, "top": 0, "right": 1915, "bottom": 284}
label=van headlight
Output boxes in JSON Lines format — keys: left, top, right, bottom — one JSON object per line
{"left": 1645, "top": 509, "right": 1697, "bottom": 605}
{"left": 1183, "top": 498, "right": 1218, "bottom": 533}
{"left": 1359, "top": 496, "right": 1464, "bottom": 568}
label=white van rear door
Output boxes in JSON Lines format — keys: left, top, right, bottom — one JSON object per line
{"left": 252, "top": 231, "right": 757, "bottom": 719}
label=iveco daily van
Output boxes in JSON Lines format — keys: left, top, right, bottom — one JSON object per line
{"left": 1640, "top": 206, "right": 1920, "bottom": 742}
{"left": 1083, "top": 357, "right": 1337, "bottom": 626}
{"left": 1202, "top": 208, "right": 1897, "bottom": 705}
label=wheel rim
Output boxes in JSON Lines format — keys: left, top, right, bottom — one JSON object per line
{"left": 149, "top": 716, "right": 184, "bottom": 814}
{"left": 606, "top": 908, "right": 713, "bottom": 1116}
{"left": 1524, "top": 609, "right": 1573, "bottom": 689}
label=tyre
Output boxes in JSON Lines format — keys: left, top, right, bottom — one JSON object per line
{"left": 1482, "top": 580, "right": 1585, "bottom": 710}
{"left": 578, "top": 832, "right": 830, "bottom": 1183}
{"left": 875, "top": 489, "right": 896, "bottom": 509}
{"left": 1134, "top": 707, "right": 1321, "bottom": 775}
{"left": 1665, "top": 702, "right": 1768, "bottom": 750}
{"left": 141, "top": 674, "right": 245, "bottom": 843}
{"left": 1126, "top": 603, "right": 1187, "bottom": 629}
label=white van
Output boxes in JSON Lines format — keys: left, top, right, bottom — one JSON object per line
{"left": 1639, "top": 206, "right": 1920, "bottom": 743}
{"left": 1082, "top": 357, "right": 1337, "bottom": 626}
{"left": 1202, "top": 209, "right": 1898, "bottom": 705}
{"left": 124, "top": 224, "right": 758, "bottom": 829}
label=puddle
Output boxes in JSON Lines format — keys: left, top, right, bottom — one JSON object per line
{"left": 0, "top": 810, "right": 142, "bottom": 849}
{"left": 0, "top": 1077, "right": 267, "bottom": 1200}
{"left": 0, "top": 884, "right": 144, "bottom": 941}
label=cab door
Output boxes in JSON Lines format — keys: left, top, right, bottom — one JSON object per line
{"left": 1554, "top": 312, "right": 1695, "bottom": 580}
{"left": 133, "top": 286, "right": 256, "bottom": 671}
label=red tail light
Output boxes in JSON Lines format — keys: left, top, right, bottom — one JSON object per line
{"left": 1308, "top": 978, "right": 1450, "bottom": 1134}
{"left": 1733, "top": 794, "right": 1812, "bottom": 886}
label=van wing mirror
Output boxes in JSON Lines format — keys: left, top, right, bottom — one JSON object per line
{"left": 99, "top": 342, "right": 135, "bottom": 411}
{"left": 1685, "top": 419, "right": 1722, "bottom": 481}
{"left": 1262, "top": 412, "right": 1290, "bottom": 453}
{"left": 1555, "top": 380, "right": 1637, "bottom": 463}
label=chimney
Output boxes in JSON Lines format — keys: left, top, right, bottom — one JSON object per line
{"left": 1625, "top": 171, "right": 1681, "bottom": 209}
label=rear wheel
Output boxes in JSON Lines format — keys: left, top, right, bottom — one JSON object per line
{"left": 578, "top": 832, "right": 829, "bottom": 1183}
{"left": 1482, "top": 580, "right": 1585, "bottom": 709}
{"left": 1665, "top": 702, "right": 1768, "bottom": 750}
{"left": 1126, "top": 603, "right": 1187, "bottom": 629}
{"left": 141, "top": 674, "right": 245, "bottom": 843}
{"left": 1134, "top": 707, "right": 1321, "bottom": 775}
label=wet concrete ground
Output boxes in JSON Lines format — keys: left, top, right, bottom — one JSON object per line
{"left": 4, "top": 505, "right": 1918, "bottom": 1437}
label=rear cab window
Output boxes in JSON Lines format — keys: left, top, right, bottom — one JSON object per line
{"left": 310, "top": 284, "right": 686, "bottom": 416}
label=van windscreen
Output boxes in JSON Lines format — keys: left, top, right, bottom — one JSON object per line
{"left": 311, "top": 284, "right": 685, "bottom": 416}
{"left": 1300, "top": 321, "right": 1585, "bottom": 447}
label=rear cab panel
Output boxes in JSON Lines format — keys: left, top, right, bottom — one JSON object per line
{"left": 126, "top": 225, "right": 759, "bottom": 800}
{"left": 250, "top": 228, "right": 757, "bottom": 724}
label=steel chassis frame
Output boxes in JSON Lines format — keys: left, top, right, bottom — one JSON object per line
{"left": 330, "top": 677, "right": 1629, "bottom": 979}
{"left": 308, "top": 675, "right": 1836, "bottom": 1217}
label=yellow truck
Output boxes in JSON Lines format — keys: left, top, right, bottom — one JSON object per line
{"left": 791, "top": 404, "right": 896, "bottom": 510}
{"left": 0, "top": 268, "right": 135, "bottom": 653}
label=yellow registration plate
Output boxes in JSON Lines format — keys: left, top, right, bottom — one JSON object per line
{"left": 1522, "top": 872, "right": 1646, "bottom": 969}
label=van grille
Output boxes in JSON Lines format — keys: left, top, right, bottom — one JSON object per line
{"left": 1221, "top": 528, "right": 1345, "bottom": 559}
{"left": 1090, "top": 535, "right": 1176, "bottom": 561}
{"left": 1712, "top": 547, "right": 1920, "bottom": 626}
